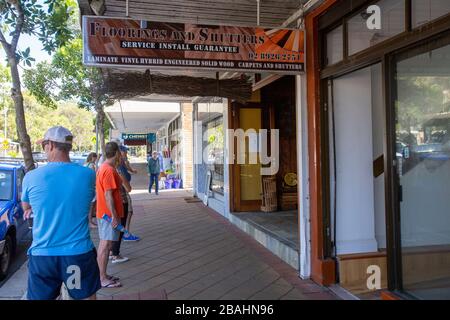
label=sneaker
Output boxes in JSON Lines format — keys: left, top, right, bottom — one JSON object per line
{"left": 123, "top": 233, "right": 141, "bottom": 242}
{"left": 111, "top": 256, "right": 129, "bottom": 264}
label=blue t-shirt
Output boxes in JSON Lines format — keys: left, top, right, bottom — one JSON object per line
{"left": 119, "top": 162, "right": 131, "bottom": 182}
{"left": 22, "top": 162, "right": 96, "bottom": 256}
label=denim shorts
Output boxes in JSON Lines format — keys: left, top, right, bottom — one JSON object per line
{"left": 97, "top": 218, "right": 120, "bottom": 241}
{"left": 27, "top": 249, "right": 101, "bottom": 300}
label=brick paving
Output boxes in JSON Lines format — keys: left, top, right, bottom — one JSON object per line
{"left": 91, "top": 165, "right": 338, "bottom": 300}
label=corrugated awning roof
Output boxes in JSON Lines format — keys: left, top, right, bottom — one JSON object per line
{"left": 78, "top": 0, "right": 308, "bottom": 28}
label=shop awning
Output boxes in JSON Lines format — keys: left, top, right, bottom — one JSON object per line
{"left": 104, "top": 99, "right": 181, "bottom": 133}
{"left": 77, "top": 0, "right": 316, "bottom": 100}
{"left": 78, "top": 0, "right": 309, "bottom": 28}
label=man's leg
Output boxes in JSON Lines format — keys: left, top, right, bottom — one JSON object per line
{"left": 97, "top": 239, "right": 111, "bottom": 283}
{"left": 150, "top": 173, "right": 155, "bottom": 193}
{"left": 149, "top": 174, "right": 153, "bottom": 193}
{"left": 125, "top": 195, "right": 133, "bottom": 231}
{"left": 111, "top": 207, "right": 129, "bottom": 261}
{"left": 155, "top": 174, "right": 159, "bottom": 194}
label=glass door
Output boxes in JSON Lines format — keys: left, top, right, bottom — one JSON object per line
{"left": 394, "top": 34, "right": 450, "bottom": 299}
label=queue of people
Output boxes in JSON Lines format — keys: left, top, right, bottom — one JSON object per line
{"left": 21, "top": 126, "right": 142, "bottom": 299}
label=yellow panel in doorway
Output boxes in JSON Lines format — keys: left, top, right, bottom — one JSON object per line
{"left": 240, "top": 108, "right": 262, "bottom": 201}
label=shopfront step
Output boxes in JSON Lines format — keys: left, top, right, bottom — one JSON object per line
{"left": 228, "top": 213, "right": 299, "bottom": 270}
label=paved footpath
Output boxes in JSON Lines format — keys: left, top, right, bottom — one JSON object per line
{"left": 93, "top": 188, "right": 338, "bottom": 300}
{"left": 0, "top": 163, "right": 337, "bottom": 300}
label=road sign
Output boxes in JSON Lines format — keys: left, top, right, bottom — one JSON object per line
{"left": 1, "top": 140, "right": 9, "bottom": 150}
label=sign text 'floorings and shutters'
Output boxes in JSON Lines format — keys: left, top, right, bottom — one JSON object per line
{"left": 82, "top": 16, "right": 304, "bottom": 74}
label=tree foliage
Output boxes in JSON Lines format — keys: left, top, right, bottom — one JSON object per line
{"left": 1, "top": 87, "right": 95, "bottom": 152}
{"left": 0, "top": 0, "right": 78, "bottom": 170}
{"left": 24, "top": 37, "right": 105, "bottom": 110}
{"left": 0, "top": 0, "right": 77, "bottom": 60}
{"left": 24, "top": 31, "right": 109, "bottom": 155}
{"left": 397, "top": 76, "right": 450, "bottom": 136}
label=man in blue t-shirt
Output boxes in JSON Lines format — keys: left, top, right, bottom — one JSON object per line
{"left": 22, "top": 126, "right": 101, "bottom": 300}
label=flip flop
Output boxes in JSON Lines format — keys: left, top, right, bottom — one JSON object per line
{"left": 107, "top": 275, "right": 120, "bottom": 281}
{"left": 101, "top": 280, "right": 122, "bottom": 288}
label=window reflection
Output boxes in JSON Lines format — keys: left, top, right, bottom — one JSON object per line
{"left": 206, "top": 118, "right": 224, "bottom": 194}
{"left": 326, "top": 25, "right": 343, "bottom": 65}
{"left": 396, "top": 41, "right": 450, "bottom": 299}
{"left": 412, "top": 0, "right": 450, "bottom": 28}
{"left": 348, "top": 0, "right": 405, "bottom": 55}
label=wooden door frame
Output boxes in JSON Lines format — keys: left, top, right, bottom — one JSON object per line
{"left": 229, "top": 101, "right": 265, "bottom": 212}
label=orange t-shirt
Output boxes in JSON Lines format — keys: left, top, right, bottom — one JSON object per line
{"left": 96, "top": 163, "right": 124, "bottom": 219}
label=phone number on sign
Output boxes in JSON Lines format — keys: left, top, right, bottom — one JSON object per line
{"left": 248, "top": 52, "right": 302, "bottom": 61}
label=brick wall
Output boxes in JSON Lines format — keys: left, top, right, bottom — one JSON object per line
{"left": 181, "top": 103, "right": 193, "bottom": 188}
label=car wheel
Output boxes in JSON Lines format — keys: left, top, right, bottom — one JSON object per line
{"left": 0, "top": 235, "right": 13, "bottom": 281}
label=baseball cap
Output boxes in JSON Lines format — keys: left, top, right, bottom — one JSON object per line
{"left": 119, "top": 145, "right": 129, "bottom": 152}
{"left": 36, "top": 126, "right": 73, "bottom": 145}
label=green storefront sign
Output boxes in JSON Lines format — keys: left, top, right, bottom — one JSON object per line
{"left": 122, "top": 133, "right": 156, "bottom": 143}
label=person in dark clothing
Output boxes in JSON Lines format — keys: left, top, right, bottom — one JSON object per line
{"left": 110, "top": 152, "right": 132, "bottom": 264}
{"left": 148, "top": 151, "right": 161, "bottom": 194}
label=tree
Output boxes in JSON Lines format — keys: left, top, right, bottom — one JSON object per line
{"left": 0, "top": 0, "right": 76, "bottom": 170}
{"left": 1, "top": 86, "right": 95, "bottom": 152}
{"left": 24, "top": 36, "right": 109, "bottom": 156}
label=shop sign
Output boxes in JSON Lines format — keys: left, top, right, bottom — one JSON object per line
{"left": 83, "top": 16, "right": 304, "bottom": 74}
{"left": 122, "top": 133, "right": 156, "bottom": 142}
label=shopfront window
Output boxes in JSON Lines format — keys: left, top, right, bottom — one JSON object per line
{"left": 206, "top": 118, "right": 224, "bottom": 194}
{"left": 326, "top": 25, "right": 343, "bottom": 65}
{"left": 198, "top": 102, "right": 225, "bottom": 195}
{"left": 348, "top": 0, "right": 405, "bottom": 56}
{"left": 412, "top": 0, "right": 450, "bottom": 28}
{"left": 395, "top": 39, "right": 450, "bottom": 299}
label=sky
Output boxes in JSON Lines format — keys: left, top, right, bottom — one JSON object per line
{"left": 0, "top": 34, "right": 51, "bottom": 64}
{"left": 1, "top": 0, "right": 63, "bottom": 71}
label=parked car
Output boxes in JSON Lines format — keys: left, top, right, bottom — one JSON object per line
{"left": 71, "top": 155, "right": 86, "bottom": 166}
{"left": 0, "top": 162, "right": 29, "bottom": 280}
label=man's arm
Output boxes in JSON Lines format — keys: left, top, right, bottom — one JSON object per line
{"left": 22, "top": 201, "right": 33, "bottom": 220}
{"left": 118, "top": 171, "right": 132, "bottom": 193}
{"left": 125, "top": 159, "right": 138, "bottom": 174}
{"left": 105, "top": 190, "right": 120, "bottom": 228}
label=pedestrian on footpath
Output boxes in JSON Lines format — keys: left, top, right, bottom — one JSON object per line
{"left": 22, "top": 126, "right": 101, "bottom": 300}
{"left": 84, "top": 152, "right": 98, "bottom": 171}
{"left": 84, "top": 152, "right": 98, "bottom": 228}
{"left": 118, "top": 145, "right": 140, "bottom": 242}
{"left": 95, "top": 141, "right": 124, "bottom": 288}
{"left": 120, "top": 145, "right": 138, "bottom": 179}
{"left": 148, "top": 151, "right": 161, "bottom": 194}
{"left": 109, "top": 150, "right": 132, "bottom": 264}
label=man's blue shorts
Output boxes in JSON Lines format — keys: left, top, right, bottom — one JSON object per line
{"left": 27, "top": 249, "right": 101, "bottom": 300}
